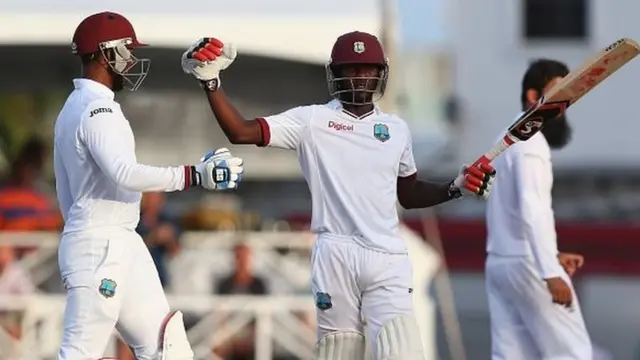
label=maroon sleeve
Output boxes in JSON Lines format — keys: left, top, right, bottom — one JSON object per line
{"left": 255, "top": 117, "right": 271, "bottom": 147}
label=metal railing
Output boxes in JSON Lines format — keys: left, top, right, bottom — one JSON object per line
{"left": 0, "top": 228, "right": 439, "bottom": 359}
{"left": 0, "top": 295, "right": 315, "bottom": 360}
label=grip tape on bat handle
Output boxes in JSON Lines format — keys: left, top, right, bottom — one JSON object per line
{"left": 469, "top": 155, "right": 496, "bottom": 176}
{"left": 470, "top": 155, "right": 492, "bottom": 169}
{"left": 470, "top": 137, "right": 511, "bottom": 174}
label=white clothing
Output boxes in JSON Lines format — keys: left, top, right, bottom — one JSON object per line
{"left": 257, "top": 100, "right": 417, "bottom": 254}
{"left": 311, "top": 234, "right": 414, "bottom": 351}
{"left": 486, "top": 132, "right": 563, "bottom": 279}
{"left": 53, "top": 79, "right": 192, "bottom": 359}
{"left": 258, "top": 100, "right": 419, "bottom": 353}
{"left": 58, "top": 229, "right": 171, "bottom": 360}
{"left": 53, "top": 78, "right": 188, "bottom": 235}
{"left": 485, "top": 131, "right": 592, "bottom": 359}
{"left": 486, "top": 254, "right": 592, "bottom": 360}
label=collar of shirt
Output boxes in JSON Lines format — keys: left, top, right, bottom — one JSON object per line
{"left": 73, "top": 78, "right": 115, "bottom": 100}
{"left": 326, "top": 99, "right": 382, "bottom": 117}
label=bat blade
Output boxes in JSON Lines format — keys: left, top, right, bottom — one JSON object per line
{"left": 471, "top": 38, "right": 640, "bottom": 169}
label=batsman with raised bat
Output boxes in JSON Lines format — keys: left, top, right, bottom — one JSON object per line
{"left": 181, "top": 32, "right": 495, "bottom": 360}
{"left": 485, "top": 59, "right": 592, "bottom": 360}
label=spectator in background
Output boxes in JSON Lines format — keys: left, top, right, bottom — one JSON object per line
{"left": 216, "top": 243, "right": 267, "bottom": 295}
{"left": 136, "top": 192, "right": 183, "bottom": 287}
{"left": 0, "top": 245, "right": 35, "bottom": 339}
{"left": 0, "top": 137, "right": 62, "bottom": 232}
{"left": 213, "top": 243, "right": 269, "bottom": 360}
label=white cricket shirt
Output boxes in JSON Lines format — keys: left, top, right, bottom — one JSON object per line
{"left": 53, "top": 79, "right": 188, "bottom": 235}
{"left": 256, "top": 100, "right": 417, "bottom": 254}
{"left": 485, "top": 131, "right": 565, "bottom": 279}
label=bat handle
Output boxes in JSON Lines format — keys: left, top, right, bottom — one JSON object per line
{"left": 470, "top": 155, "right": 493, "bottom": 170}
{"left": 469, "top": 136, "right": 512, "bottom": 174}
{"left": 469, "top": 155, "right": 497, "bottom": 176}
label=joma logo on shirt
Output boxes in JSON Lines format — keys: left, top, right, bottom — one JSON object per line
{"left": 89, "top": 107, "right": 113, "bottom": 117}
{"left": 328, "top": 121, "right": 353, "bottom": 132}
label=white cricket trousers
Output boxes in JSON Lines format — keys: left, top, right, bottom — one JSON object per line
{"left": 485, "top": 254, "right": 592, "bottom": 360}
{"left": 311, "top": 234, "right": 415, "bottom": 349}
{"left": 57, "top": 229, "right": 171, "bottom": 360}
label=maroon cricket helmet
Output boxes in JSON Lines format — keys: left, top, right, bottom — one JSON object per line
{"left": 326, "top": 31, "right": 389, "bottom": 105}
{"left": 72, "top": 12, "right": 150, "bottom": 91}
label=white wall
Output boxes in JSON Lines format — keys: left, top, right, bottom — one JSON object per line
{"left": 451, "top": 0, "right": 640, "bottom": 169}
{"left": 0, "top": 1, "right": 380, "bottom": 64}
{"left": 0, "top": 0, "right": 376, "bottom": 15}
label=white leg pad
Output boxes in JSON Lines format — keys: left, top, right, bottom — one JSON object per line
{"left": 158, "top": 311, "right": 194, "bottom": 360}
{"left": 314, "top": 331, "right": 366, "bottom": 360}
{"left": 375, "top": 315, "right": 425, "bottom": 360}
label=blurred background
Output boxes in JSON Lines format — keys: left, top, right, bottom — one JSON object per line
{"left": 0, "top": 0, "right": 639, "bottom": 359}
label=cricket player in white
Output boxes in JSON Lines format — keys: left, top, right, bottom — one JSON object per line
{"left": 485, "top": 59, "right": 592, "bottom": 360}
{"left": 54, "top": 12, "right": 243, "bottom": 360}
{"left": 181, "top": 32, "right": 496, "bottom": 360}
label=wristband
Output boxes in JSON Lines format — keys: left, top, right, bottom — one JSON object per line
{"left": 184, "top": 165, "right": 201, "bottom": 188}
{"left": 447, "top": 180, "right": 463, "bottom": 199}
{"left": 201, "top": 78, "right": 220, "bottom": 92}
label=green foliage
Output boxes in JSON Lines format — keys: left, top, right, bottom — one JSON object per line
{"left": 0, "top": 92, "right": 66, "bottom": 173}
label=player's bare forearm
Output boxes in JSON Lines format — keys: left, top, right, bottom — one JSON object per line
{"left": 397, "top": 176, "right": 453, "bottom": 209}
{"left": 205, "top": 89, "right": 263, "bottom": 145}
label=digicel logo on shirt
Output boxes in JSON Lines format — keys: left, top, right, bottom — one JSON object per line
{"left": 328, "top": 121, "right": 354, "bottom": 132}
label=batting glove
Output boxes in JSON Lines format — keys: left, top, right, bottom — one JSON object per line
{"left": 181, "top": 38, "right": 237, "bottom": 91}
{"left": 191, "top": 148, "right": 244, "bottom": 191}
{"left": 450, "top": 163, "right": 496, "bottom": 200}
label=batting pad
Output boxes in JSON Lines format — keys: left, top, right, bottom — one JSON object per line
{"left": 314, "top": 330, "right": 366, "bottom": 360}
{"left": 375, "top": 315, "right": 425, "bottom": 360}
{"left": 158, "top": 310, "right": 194, "bottom": 360}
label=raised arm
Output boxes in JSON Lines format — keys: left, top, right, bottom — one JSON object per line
{"left": 204, "top": 89, "right": 265, "bottom": 145}
{"left": 180, "top": 37, "right": 263, "bottom": 145}
{"left": 182, "top": 37, "right": 309, "bottom": 150}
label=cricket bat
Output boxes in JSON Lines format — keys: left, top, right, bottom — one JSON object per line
{"left": 471, "top": 37, "right": 640, "bottom": 169}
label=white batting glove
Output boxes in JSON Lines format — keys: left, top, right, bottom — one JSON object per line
{"left": 450, "top": 163, "right": 496, "bottom": 200}
{"left": 181, "top": 37, "right": 237, "bottom": 90}
{"left": 195, "top": 148, "right": 243, "bottom": 191}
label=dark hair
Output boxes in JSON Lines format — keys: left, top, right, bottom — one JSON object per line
{"left": 80, "top": 51, "right": 101, "bottom": 66}
{"left": 520, "top": 59, "right": 570, "bottom": 109}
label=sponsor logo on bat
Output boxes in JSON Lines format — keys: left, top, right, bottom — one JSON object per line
{"left": 511, "top": 117, "right": 544, "bottom": 140}
{"left": 509, "top": 100, "right": 570, "bottom": 141}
